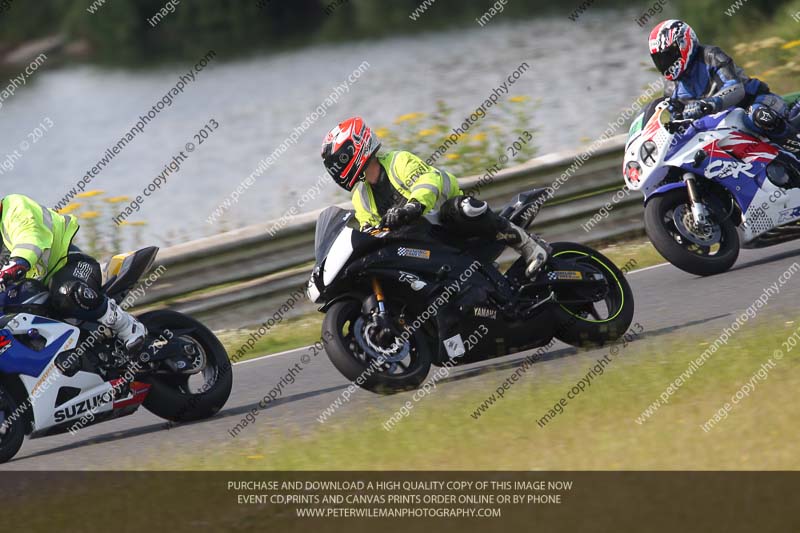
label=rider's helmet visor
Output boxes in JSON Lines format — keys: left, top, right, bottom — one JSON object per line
{"left": 652, "top": 42, "right": 682, "bottom": 78}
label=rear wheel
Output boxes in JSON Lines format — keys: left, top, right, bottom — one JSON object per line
{"left": 644, "top": 188, "right": 739, "bottom": 276}
{"left": 138, "top": 310, "right": 233, "bottom": 422}
{"left": 549, "top": 243, "right": 635, "bottom": 347}
{"left": 323, "top": 299, "right": 432, "bottom": 394}
{"left": 0, "top": 386, "right": 25, "bottom": 464}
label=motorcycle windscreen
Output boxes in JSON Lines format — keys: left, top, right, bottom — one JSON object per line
{"left": 314, "top": 206, "right": 356, "bottom": 263}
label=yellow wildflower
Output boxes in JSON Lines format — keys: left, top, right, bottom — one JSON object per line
{"left": 471, "top": 132, "right": 488, "bottom": 142}
{"left": 105, "top": 196, "right": 131, "bottom": 204}
{"left": 394, "top": 112, "right": 425, "bottom": 124}
{"left": 418, "top": 129, "right": 437, "bottom": 137}
{"left": 375, "top": 127, "right": 391, "bottom": 138}
{"left": 509, "top": 96, "right": 530, "bottom": 103}
{"left": 120, "top": 221, "right": 147, "bottom": 226}
{"left": 782, "top": 40, "right": 800, "bottom": 50}
{"left": 445, "top": 153, "right": 460, "bottom": 160}
{"left": 76, "top": 190, "right": 105, "bottom": 199}
{"left": 80, "top": 211, "right": 101, "bottom": 219}
{"left": 57, "top": 203, "right": 82, "bottom": 215}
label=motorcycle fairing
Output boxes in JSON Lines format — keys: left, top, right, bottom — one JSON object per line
{"left": 0, "top": 312, "right": 152, "bottom": 434}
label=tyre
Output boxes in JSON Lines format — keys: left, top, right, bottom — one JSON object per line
{"left": 644, "top": 188, "right": 739, "bottom": 276}
{"left": 323, "top": 298, "right": 432, "bottom": 394}
{"left": 138, "top": 310, "right": 233, "bottom": 422}
{"left": 549, "top": 242, "right": 635, "bottom": 347}
{"left": 0, "top": 386, "right": 25, "bottom": 464}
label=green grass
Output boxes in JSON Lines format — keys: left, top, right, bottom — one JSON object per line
{"left": 216, "top": 314, "right": 324, "bottom": 362}
{"left": 596, "top": 238, "right": 665, "bottom": 272}
{"left": 158, "top": 313, "right": 799, "bottom": 470}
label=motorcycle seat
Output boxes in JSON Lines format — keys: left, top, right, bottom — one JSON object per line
{"left": 499, "top": 188, "right": 550, "bottom": 228}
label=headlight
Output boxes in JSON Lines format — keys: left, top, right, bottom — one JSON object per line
{"left": 640, "top": 141, "right": 658, "bottom": 166}
{"left": 625, "top": 162, "right": 642, "bottom": 185}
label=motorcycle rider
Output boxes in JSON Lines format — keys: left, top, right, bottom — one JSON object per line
{"left": 649, "top": 19, "right": 799, "bottom": 149}
{"left": 0, "top": 194, "right": 147, "bottom": 350}
{"left": 321, "top": 117, "right": 550, "bottom": 277}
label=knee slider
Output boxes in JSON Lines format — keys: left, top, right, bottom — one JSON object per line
{"left": 59, "top": 281, "right": 103, "bottom": 311}
{"left": 751, "top": 105, "right": 784, "bottom": 133}
{"left": 459, "top": 196, "right": 488, "bottom": 219}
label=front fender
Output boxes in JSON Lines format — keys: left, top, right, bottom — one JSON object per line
{"left": 644, "top": 182, "right": 687, "bottom": 206}
{"left": 318, "top": 292, "right": 369, "bottom": 314}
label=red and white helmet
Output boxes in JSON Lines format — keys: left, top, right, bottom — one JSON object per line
{"left": 321, "top": 117, "right": 381, "bottom": 192}
{"left": 649, "top": 20, "right": 698, "bottom": 81}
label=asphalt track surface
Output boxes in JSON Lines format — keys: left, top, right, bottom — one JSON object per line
{"left": 4, "top": 241, "right": 800, "bottom": 470}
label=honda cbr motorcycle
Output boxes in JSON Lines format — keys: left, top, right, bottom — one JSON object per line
{"left": 0, "top": 247, "right": 232, "bottom": 463}
{"left": 624, "top": 94, "right": 800, "bottom": 276}
{"left": 307, "top": 191, "right": 635, "bottom": 393}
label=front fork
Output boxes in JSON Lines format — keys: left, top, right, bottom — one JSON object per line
{"left": 371, "top": 277, "right": 386, "bottom": 315}
{"left": 684, "top": 172, "right": 711, "bottom": 227}
{"left": 370, "top": 277, "right": 396, "bottom": 345}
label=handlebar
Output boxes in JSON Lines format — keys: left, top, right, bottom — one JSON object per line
{"left": 667, "top": 97, "right": 685, "bottom": 116}
{"left": 666, "top": 98, "right": 714, "bottom": 122}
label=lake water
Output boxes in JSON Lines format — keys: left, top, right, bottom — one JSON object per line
{"left": 0, "top": 9, "right": 661, "bottom": 247}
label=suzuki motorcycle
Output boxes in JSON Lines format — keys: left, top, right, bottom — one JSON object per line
{"left": 307, "top": 191, "right": 635, "bottom": 393}
{"left": 624, "top": 94, "right": 800, "bottom": 276}
{"left": 0, "top": 247, "right": 232, "bottom": 463}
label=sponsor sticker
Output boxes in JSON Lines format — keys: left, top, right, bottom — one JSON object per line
{"left": 397, "top": 247, "right": 431, "bottom": 260}
{"left": 547, "top": 270, "right": 583, "bottom": 281}
{"left": 443, "top": 334, "right": 466, "bottom": 359}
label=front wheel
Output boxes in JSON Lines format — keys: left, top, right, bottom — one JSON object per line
{"left": 323, "top": 298, "right": 432, "bottom": 394}
{"left": 0, "top": 386, "right": 25, "bottom": 464}
{"left": 644, "top": 188, "right": 739, "bottom": 276}
{"left": 138, "top": 310, "right": 233, "bottom": 422}
{"left": 548, "top": 243, "right": 635, "bottom": 347}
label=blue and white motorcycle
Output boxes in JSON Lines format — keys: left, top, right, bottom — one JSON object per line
{"left": 0, "top": 247, "right": 232, "bottom": 463}
{"left": 624, "top": 94, "right": 800, "bottom": 275}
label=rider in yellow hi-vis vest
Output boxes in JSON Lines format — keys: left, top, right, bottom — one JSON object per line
{"left": 321, "top": 117, "right": 549, "bottom": 277}
{"left": 351, "top": 150, "right": 460, "bottom": 229}
{"left": 0, "top": 194, "right": 147, "bottom": 350}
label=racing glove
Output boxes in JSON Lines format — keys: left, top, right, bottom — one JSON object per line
{"left": 0, "top": 258, "right": 30, "bottom": 286}
{"left": 381, "top": 200, "right": 424, "bottom": 229}
{"left": 683, "top": 99, "right": 717, "bottom": 120}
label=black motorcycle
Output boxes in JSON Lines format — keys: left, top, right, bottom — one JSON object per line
{"left": 306, "top": 189, "right": 635, "bottom": 393}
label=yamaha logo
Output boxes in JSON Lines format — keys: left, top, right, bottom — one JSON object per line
{"left": 473, "top": 307, "right": 497, "bottom": 319}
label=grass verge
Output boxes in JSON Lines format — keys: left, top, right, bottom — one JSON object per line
{"left": 215, "top": 314, "right": 324, "bottom": 362}
{"left": 160, "top": 312, "right": 798, "bottom": 470}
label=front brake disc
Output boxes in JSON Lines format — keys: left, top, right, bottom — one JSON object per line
{"left": 672, "top": 204, "right": 721, "bottom": 247}
{"left": 353, "top": 316, "right": 410, "bottom": 363}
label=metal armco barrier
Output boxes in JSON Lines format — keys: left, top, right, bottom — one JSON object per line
{"left": 139, "top": 135, "right": 638, "bottom": 329}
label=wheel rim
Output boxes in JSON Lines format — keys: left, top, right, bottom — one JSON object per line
{"left": 340, "top": 303, "right": 422, "bottom": 377}
{"left": 161, "top": 335, "right": 219, "bottom": 396}
{"left": 664, "top": 202, "right": 729, "bottom": 258}
{"left": 553, "top": 250, "right": 626, "bottom": 324}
